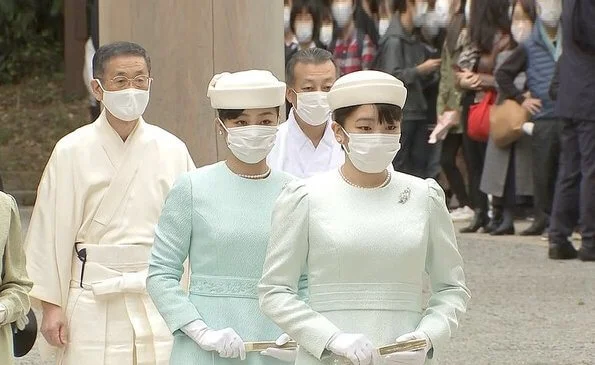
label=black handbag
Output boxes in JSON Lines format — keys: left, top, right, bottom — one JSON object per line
{"left": 12, "top": 309, "right": 37, "bottom": 357}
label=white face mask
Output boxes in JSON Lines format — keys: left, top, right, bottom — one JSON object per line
{"left": 284, "top": 7, "right": 291, "bottom": 31}
{"left": 378, "top": 18, "right": 391, "bottom": 36}
{"left": 413, "top": 1, "right": 428, "bottom": 27}
{"left": 342, "top": 128, "right": 401, "bottom": 174}
{"left": 96, "top": 80, "right": 150, "bottom": 122}
{"left": 511, "top": 21, "right": 533, "bottom": 43}
{"left": 295, "top": 22, "right": 314, "bottom": 43}
{"left": 434, "top": 0, "right": 452, "bottom": 27}
{"left": 294, "top": 91, "right": 331, "bottom": 126}
{"left": 423, "top": 12, "right": 440, "bottom": 37}
{"left": 539, "top": 3, "right": 562, "bottom": 28}
{"left": 332, "top": 2, "right": 353, "bottom": 28}
{"left": 219, "top": 119, "right": 278, "bottom": 164}
{"left": 320, "top": 25, "right": 334, "bottom": 46}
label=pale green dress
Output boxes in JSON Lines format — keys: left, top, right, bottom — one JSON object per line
{"left": 147, "top": 162, "right": 295, "bottom": 365}
{"left": 259, "top": 170, "right": 471, "bottom": 365}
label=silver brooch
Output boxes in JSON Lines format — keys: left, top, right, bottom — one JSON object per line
{"left": 398, "top": 188, "right": 411, "bottom": 204}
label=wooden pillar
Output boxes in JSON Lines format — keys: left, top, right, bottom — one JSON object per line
{"left": 99, "top": 0, "right": 284, "bottom": 167}
{"left": 63, "top": 0, "right": 88, "bottom": 97}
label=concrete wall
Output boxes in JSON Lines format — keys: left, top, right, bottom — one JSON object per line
{"left": 99, "top": 0, "right": 284, "bottom": 166}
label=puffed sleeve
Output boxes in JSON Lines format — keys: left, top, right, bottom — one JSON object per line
{"left": 259, "top": 180, "right": 340, "bottom": 359}
{"left": 0, "top": 194, "right": 33, "bottom": 325}
{"left": 147, "top": 173, "right": 201, "bottom": 333}
{"left": 416, "top": 179, "right": 471, "bottom": 359}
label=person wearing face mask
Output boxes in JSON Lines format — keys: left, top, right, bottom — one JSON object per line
{"left": 290, "top": 0, "right": 323, "bottom": 52}
{"left": 319, "top": 6, "right": 335, "bottom": 50}
{"left": 147, "top": 70, "right": 301, "bottom": 364}
{"left": 268, "top": 48, "right": 343, "bottom": 178}
{"left": 479, "top": 0, "right": 537, "bottom": 236}
{"left": 329, "top": 0, "right": 377, "bottom": 75}
{"left": 494, "top": 0, "right": 563, "bottom": 240}
{"left": 285, "top": 0, "right": 299, "bottom": 64}
{"left": 417, "top": 0, "right": 450, "bottom": 181}
{"left": 374, "top": 0, "right": 442, "bottom": 178}
{"left": 259, "top": 70, "right": 470, "bottom": 365}
{"left": 24, "top": 42, "right": 195, "bottom": 365}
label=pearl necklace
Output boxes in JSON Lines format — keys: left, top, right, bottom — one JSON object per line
{"left": 339, "top": 167, "right": 391, "bottom": 189}
{"left": 236, "top": 168, "right": 271, "bottom": 180}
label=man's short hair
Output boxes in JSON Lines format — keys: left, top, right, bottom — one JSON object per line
{"left": 92, "top": 41, "right": 151, "bottom": 79}
{"left": 285, "top": 48, "right": 339, "bottom": 87}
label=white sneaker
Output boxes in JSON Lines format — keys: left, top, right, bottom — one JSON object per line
{"left": 451, "top": 206, "right": 474, "bottom": 222}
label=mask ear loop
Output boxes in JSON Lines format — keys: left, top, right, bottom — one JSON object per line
{"left": 217, "top": 117, "right": 230, "bottom": 137}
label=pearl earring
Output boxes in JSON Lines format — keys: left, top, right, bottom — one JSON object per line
{"left": 218, "top": 130, "right": 223, "bottom": 135}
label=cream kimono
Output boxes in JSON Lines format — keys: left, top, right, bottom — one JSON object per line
{"left": 25, "top": 110, "right": 195, "bottom": 365}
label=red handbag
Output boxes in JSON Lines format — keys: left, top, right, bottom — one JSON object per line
{"left": 467, "top": 90, "right": 496, "bottom": 142}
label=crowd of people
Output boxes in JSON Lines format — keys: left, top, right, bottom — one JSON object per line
{"left": 282, "top": 0, "right": 594, "bottom": 261}
{"left": 0, "top": 0, "right": 593, "bottom": 364}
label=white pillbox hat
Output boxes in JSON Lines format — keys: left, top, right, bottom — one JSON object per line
{"left": 327, "top": 70, "right": 407, "bottom": 111}
{"left": 207, "top": 70, "right": 286, "bottom": 109}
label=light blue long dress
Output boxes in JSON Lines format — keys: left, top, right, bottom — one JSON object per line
{"left": 147, "top": 161, "right": 294, "bottom": 365}
{"left": 259, "top": 170, "right": 471, "bottom": 365}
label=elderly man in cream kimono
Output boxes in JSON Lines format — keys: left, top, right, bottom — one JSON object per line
{"left": 25, "top": 41, "right": 195, "bottom": 365}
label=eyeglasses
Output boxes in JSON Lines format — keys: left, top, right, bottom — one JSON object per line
{"left": 108, "top": 75, "right": 152, "bottom": 90}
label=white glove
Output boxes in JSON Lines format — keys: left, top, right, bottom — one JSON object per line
{"left": 327, "top": 333, "right": 378, "bottom": 365}
{"left": 15, "top": 313, "right": 29, "bottom": 331}
{"left": 384, "top": 331, "right": 431, "bottom": 365}
{"left": 182, "top": 319, "right": 246, "bottom": 360}
{"left": 0, "top": 304, "right": 6, "bottom": 324}
{"left": 522, "top": 122, "right": 534, "bottom": 136}
{"left": 260, "top": 333, "right": 297, "bottom": 362}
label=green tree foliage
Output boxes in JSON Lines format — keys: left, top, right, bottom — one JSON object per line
{"left": 0, "top": 0, "right": 64, "bottom": 84}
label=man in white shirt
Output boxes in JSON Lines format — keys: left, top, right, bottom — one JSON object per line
{"left": 268, "top": 48, "right": 343, "bottom": 178}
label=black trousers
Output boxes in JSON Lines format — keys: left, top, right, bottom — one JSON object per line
{"left": 393, "top": 119, "right": 430, "bottom": 178}
{"left": 550, "top": 120, "right": 595, "bottom": 246}
{"left": 461, "top": 93, "right": 488, "bottom": 213}
{"left": 440, "top": 133, "right": 470, "bottom": 207}
{"left": 532, "top": 119, "right": 563, "bottom": 216}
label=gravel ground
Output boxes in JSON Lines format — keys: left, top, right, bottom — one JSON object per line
{"left": 14, "top": 208, "right": 595, "bottom": 365}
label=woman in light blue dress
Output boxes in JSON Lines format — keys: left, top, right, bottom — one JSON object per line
{"left": 259, "top": 70, "right": 471, "bottom": 365}
{"left": 147, "top": 70, "right": 299, "bottom": 365}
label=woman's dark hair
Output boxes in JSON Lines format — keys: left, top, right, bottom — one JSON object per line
{"left": 512, "top": 0, "right": 537, "bottom": 23}
{"left": 332, "top": 103, "right": 402, "bottom": 126}
{"left": 469, "top": 0, "right": 511, "bottom": 53}
{"left": 290, "top": 0, "right": 322, "bottom": 43}
{"left": 320, "top": 3, "right": 333, "bottom": 22}
{"left": 445, "top": 0, "right": 468, "bottom": 53}
{"left": 217, "top": 107, "right": 280, "bottom": 121}
{"left": 353, "top": 0, "right": 379, "bottom": 47}
{"left": 390, "top": 0, "right": 410, "bottom": 13}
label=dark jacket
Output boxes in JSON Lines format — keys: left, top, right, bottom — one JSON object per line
{"left": 373, "top": 17, "right": 438, "bottom": 121}
{"left": 555, "top": 0, "right": 595, "bottom": 121}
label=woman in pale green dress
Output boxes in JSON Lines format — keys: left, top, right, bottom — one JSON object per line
{"left": 0, "top": 192, "right": 33, "bottom": 365}
{"left": 259, "top": 70, "right": 471, "bottom": 365}
{"left": 147, "top": 70, "right": 300, "bottom": 365}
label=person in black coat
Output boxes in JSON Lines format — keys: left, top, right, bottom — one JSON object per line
{"left": 548, "top": 0, "right": 595, "bottom": 261}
